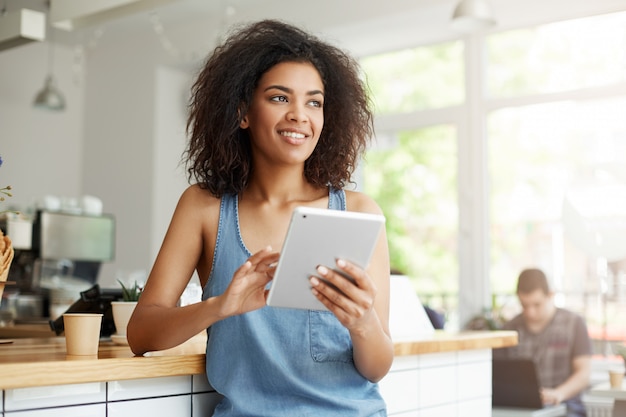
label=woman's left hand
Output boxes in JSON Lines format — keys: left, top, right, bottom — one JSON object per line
{"left": 309, "top": 258, "right": 378, "bottom": 331}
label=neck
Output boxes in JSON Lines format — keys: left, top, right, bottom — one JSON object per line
{"left": 243, "top": 160, "right": 324, "bottom": 201}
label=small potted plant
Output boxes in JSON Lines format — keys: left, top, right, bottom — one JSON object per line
{"left": 110, "top": 280, "right": 142, "bottom": 343}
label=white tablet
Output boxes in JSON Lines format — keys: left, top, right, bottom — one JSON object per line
{"left": 266, "top": 206, "right": 385, "bottom": 311}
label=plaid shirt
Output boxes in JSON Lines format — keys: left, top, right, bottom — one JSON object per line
{"left": 494, "top": 308, "right": 592, "bottom": 415}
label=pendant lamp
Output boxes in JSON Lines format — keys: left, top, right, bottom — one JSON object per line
{"left": 33, "top": 74, "right": 65, "bottom": 111}
{"left": 451, "top": 0, "right": 496, "bottom": 33}
{"left": 33, "top": 6, "right": 65, "bottom": 112}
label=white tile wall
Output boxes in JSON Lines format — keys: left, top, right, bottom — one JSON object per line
{"left": 457, "top": 361, "right": 491, "bottom": 401}
{"left": 4, "top": 403, "right": 106, "bottom": 417}
{"left": 459, "top": 398, "right": 492, "bottom": 417}
{"left": 390, "top": 411, "right": 419, "bottom": 417}
{"left": 107, "top": 394, "right": 191, "bottom": 416}
{"left": 4, "top": 382, "right": 106, "bottom": 411}
{"left": 420, "top": 365, "right": 457, "bottom": 408}
{"left": 379, "top": 348, "right": 493, "bottom": 417}
{"left": 108, "top": 376, "right": 190, "bottom": 401}
{"left": 420, "top": 403, "right": 458, "bottom": 417}
{"left": 381, "top": 368, "right": 420, "bottom": 414}
{"left": 2, "top": 376, "right": 211, "bottom": 416}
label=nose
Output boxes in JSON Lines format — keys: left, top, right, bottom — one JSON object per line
{"left": 286, "top": 103, "right": 307, "bottom": 123}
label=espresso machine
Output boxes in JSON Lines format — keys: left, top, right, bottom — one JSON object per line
{"left": 1, "top": 210, "right": 115, "bottom": 322}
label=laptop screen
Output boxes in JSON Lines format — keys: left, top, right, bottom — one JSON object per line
{"left": 492, "top": 358, "right": 544, "bottom": 409}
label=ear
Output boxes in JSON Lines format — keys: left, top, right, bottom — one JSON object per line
{"left": 240, "top": 115, "right": 249, "bottom": 129}
{"left": 238, "top": 104, "right": 249, "bottom": 129}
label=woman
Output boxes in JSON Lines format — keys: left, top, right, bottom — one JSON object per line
{"left": 127, "top": 19, "right": 392, "bottom": 416}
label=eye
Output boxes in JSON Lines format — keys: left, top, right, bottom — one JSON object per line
{"left": 308, "top": 99, "right": 323, "bottom": 108}
{"left": 270, "top": 95, "right": 288, "bottom": 103}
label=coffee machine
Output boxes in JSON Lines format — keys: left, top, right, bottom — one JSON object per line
{"left": 1, "top": 210, "right": 115, "bottom": 321}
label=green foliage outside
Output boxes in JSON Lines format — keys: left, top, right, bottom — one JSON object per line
{"left": 360, "top": 42, "right": 463, "bottom": 114}
{"left": 362, "top": 126, "right": 458, "bottom": 297}
{"left": 360, "top": 41, "right": 462, "bottom": 299}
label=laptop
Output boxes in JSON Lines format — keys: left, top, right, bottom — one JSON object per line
{"left": 492, "top": 358, "right": 544, "bottom": 409}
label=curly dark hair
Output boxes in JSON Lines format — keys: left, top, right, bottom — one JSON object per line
{"left": 184, "top": 19, "right": 374, "bottom": 197}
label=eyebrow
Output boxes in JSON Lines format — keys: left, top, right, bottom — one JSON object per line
{"left": 264, "top": 85, "right": 324, "bottom": 96}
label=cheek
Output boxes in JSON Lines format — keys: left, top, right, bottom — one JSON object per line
{"left": 312, "top": 113, "right": 324, "bottom": 136}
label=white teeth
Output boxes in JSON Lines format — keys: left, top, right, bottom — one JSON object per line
{"left": 280, "top": 131, "right": 305, "bottom": 139}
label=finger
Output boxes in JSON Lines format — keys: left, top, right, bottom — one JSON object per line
{"left": 233, "top": 260, "right": 253, "bottom": 279}
{"left": 248, "top": 247, "right": 279, "bottom": 268}
{"left": 335, "top": 258, "right": 370, "bottom": 288}
{"left": 310, "top": 276, "right": 346, "bottom": 311}
{"left": 254, "top": 254, "right": 280, "bottom": 273}
{"left": 248, "top": 246, "right": 273, "bottom": 262}
{"left": 311, "top": 268, "right": 360, "bottom": 313}
{"left": 316, "top": 264, "right": 362, "bottom": 302}
{"left": 265, "top": 262, "right": 277, "bottom": 279}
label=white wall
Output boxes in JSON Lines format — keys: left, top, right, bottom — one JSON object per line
{"left": 80, "top": 35, "right": 192, "bottom": 287}
{"left": 0, "top": 41, "right": 84, "bottom": 211}
{"left": 151, "top": 67, "right": 190, "bottom": 265}
{"left": 0, "top": 31, "right": 191, "bottom": 288}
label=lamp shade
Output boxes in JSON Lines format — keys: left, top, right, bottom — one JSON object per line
{"left": 33, "top": 75, "right": 66, "bottom": 111}
{"left": 451, "top": 0, "right": 496, "bottom": 33}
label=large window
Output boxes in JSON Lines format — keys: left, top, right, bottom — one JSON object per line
{"left": 487, "top": 12, "right": 626, "bottom": 350}
{"left": 361, "top": 42, "right": 464, "bottom": 114}
{"left": 363, "top": 126, "right": 458, "bottom": 297}
{"left": 487, "top": 12, "right": 626, "bottom": 98}
{"left": 360, "top": 42, "right": 462, "bottom": 318}
{"left": 360, "top": 10, "right": 626, "bottom": 343}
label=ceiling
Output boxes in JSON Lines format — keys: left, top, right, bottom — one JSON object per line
{"left": 3, "top": 0, "right": 626, "bottom": 58}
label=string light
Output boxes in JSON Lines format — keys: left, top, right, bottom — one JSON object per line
{"left": 148, "top": 1, "right": 236, "bottom": 65}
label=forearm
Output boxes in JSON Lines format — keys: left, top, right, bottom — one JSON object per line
{"left": 541, "top": 353, "right": 591, "bottom": 406}
{"left": 350, "top": 315, "right": 394, "bottom": 383}
{"left": 127, "top": 297, "right": 222, "bottom": 355}
{"left": 556, "top": 368, "right": 591, "bottom": 401}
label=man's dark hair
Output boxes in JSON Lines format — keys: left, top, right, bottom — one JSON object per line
{"left": 516, "top": 268, "right": 551, "bottom": 295}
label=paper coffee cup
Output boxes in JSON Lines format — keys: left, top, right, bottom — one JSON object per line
{"left": 609, "top": 369, "right": 624, "bottom": 389}
{"left": 63, "top": 313, "right": 103, "bottom": 356}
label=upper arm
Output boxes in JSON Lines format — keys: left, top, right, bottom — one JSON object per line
{"left": 345, "top": 191, "right": 391, "bottom": 333}
{"left": 572, "top": 354, "right": 591, "bottom": 374}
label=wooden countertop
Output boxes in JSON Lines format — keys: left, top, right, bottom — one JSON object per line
{"left": 394, "top": 330, "right": 518, "bottom": 356}
{"left": 0, "top": 330, "right": 517, "bottom": 390}
{"left": 0, "top": 334, "right": 208, "bottom": 390}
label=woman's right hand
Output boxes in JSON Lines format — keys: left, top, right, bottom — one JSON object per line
{"left": 216, "top": 246, "right": 280, "bottom": 318}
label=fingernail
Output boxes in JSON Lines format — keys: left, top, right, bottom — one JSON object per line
{"left": 317, "top": 266, "right": 328, "bottom": 276}
{"left": 310, "top": 277, "right": 320, "bottom": 286}
{"left": 337, "top": 259, "right": 346, "bottom": 267}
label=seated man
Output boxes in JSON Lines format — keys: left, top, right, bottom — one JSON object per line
{"left": 494, "top": 268, "right": 592, "bottom": 417}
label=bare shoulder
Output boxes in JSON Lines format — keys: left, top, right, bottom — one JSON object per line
{"left": 171, "top": 185, "right": 222, "bottom": 237}
{"left": 344, "top": 190, "right": 384, "bottom": 216}
{"left": 178, "top": 184, "right": 221, "bottom": 214}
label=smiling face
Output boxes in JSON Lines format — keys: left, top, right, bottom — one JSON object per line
{"left": 240, "top": 61, "right": 325, "bottom": 167}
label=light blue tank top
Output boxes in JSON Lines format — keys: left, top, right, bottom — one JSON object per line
{"left": 202, "top": 188, "right": 387, "bottom": 417}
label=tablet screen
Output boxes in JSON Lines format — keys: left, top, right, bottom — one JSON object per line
{"left": 266, "top": 206, "right": 385, "bottom": 310}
